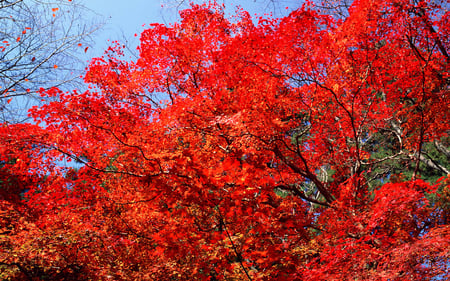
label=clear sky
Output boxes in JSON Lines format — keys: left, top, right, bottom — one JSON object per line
{"left": 83, "top": 0, "right": 300, "bottom": 59}
{"left": 83, "top": 0, "right": 163, "bottom": 58}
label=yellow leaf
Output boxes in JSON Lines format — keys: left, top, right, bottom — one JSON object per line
{"left": 332, "top": 84, "right": 339, "bottom": 92}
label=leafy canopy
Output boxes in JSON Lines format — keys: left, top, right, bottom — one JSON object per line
{"left": 0, "top": 0, "right": 449, "bottom": 280}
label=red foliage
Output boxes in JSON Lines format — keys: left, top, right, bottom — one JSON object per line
{"left": 1, "top": 1, "right": 449, "bottom": 280}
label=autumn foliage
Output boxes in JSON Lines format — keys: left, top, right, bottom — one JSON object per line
{"left": 1, "top": 0, "right": 449, "bottom": 280}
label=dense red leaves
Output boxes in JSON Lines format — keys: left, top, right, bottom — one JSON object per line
{"left": 1, "top": 0, "right": 449, "bottom": 280}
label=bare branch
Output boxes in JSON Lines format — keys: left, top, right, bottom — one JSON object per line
{"left": 0, "top": 0, "right": 102, "bottom": 123}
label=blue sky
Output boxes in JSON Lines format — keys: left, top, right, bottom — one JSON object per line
{"left": 83, "top": 0, "right": 163, "bottom": 58}
{"left": 83, "top": 0, "right": 300, "bottom": 59}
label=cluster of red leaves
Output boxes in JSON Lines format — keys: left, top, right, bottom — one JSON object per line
{"left": 1, "top": 0, "right": 449, "bottom": 280}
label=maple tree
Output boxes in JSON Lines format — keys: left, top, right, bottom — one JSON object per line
{"left": 1, "top": 0, "right": 449, "bottom": 280}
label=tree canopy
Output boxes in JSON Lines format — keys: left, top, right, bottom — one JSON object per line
{"left": 0, "top": 0, "right": 449, "bottom": 280}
